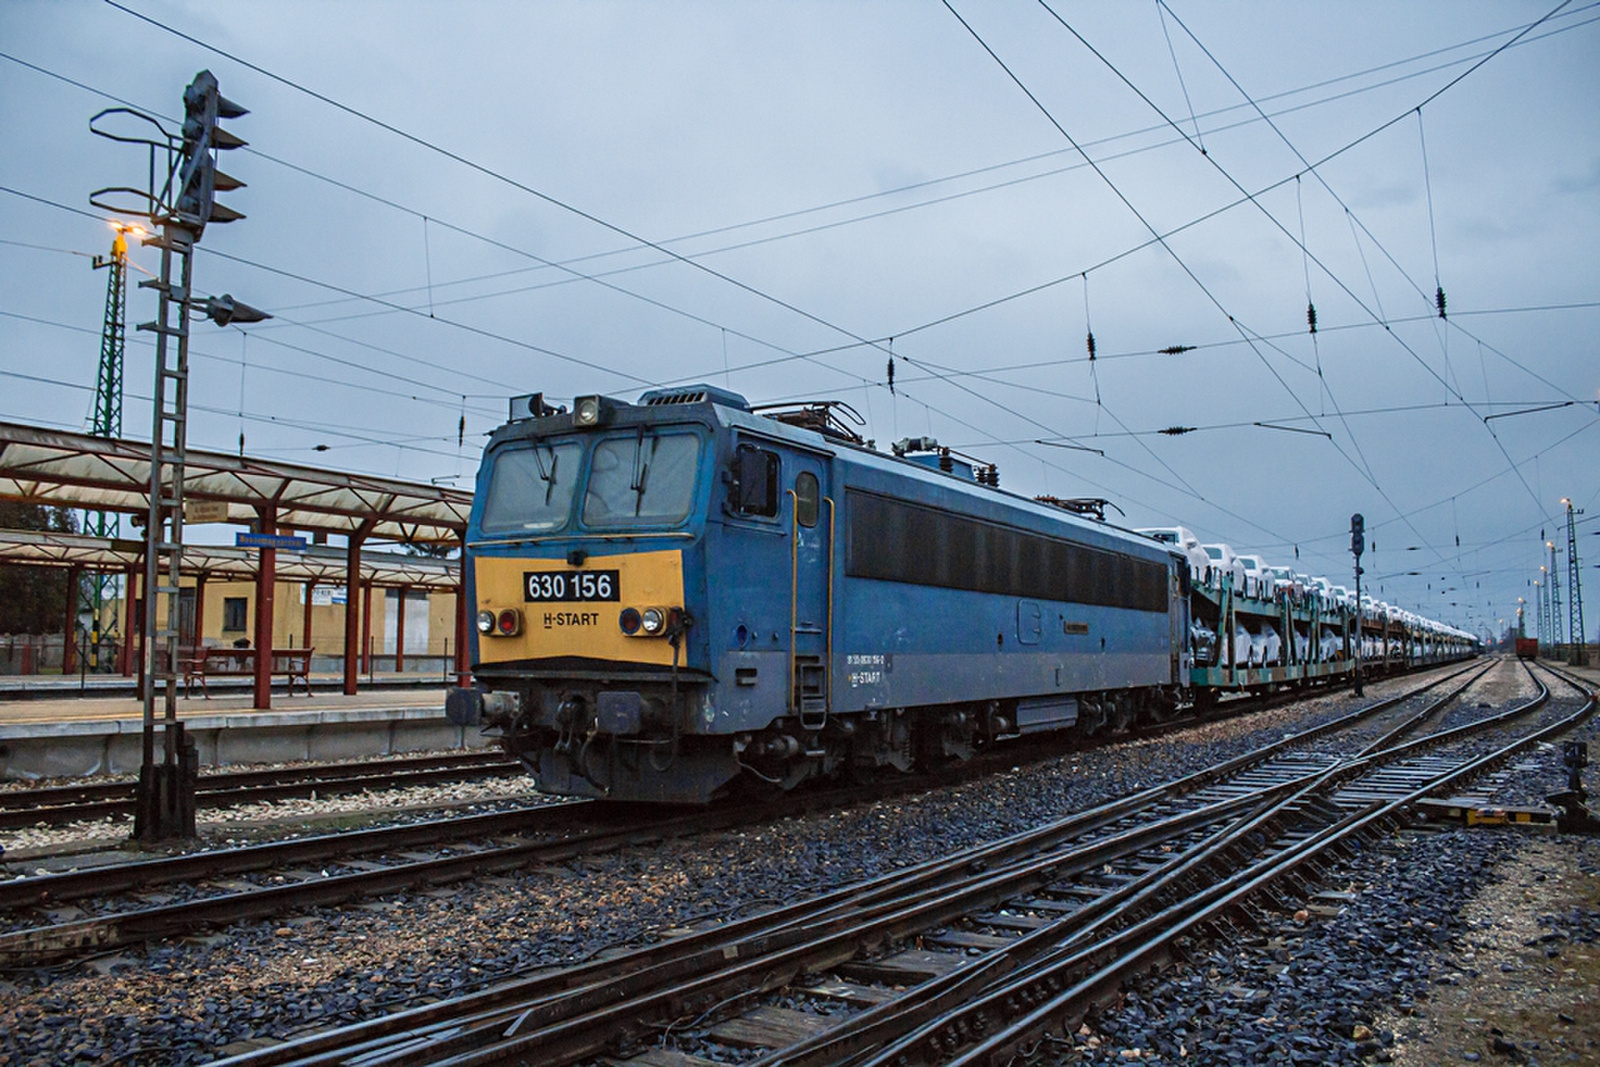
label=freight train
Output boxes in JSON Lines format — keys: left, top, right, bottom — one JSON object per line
{"left": 445, "top": 386, "right": 1476, "bottom": 803}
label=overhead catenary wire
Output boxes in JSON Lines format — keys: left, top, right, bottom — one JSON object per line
{"left": 960, "top": 0, "right": 1587, "bottom": 614}
{"left": 1151, "top": 0, "right": 1573, "bottom": 516}
{"left": 102, "top": 0, "right": 914, "bottom": 377}
{"left": 0, "top": 185, "right": 541, "bottom": 410}
{"left": 1155, "top": 0, "right": 1206, "bottom": 155}
{"left": 1125, "top": 0, "right": 1578, "bottom": 594}
{"left": 87, "top": 5, "right": 1284, "bottom": 535}
{"left": 945, "top": 0, "right": 1391, "bottom": 508}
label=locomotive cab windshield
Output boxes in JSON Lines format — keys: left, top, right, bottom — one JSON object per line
{"left": 478, "top": 428, "right": 705, "bottom": 536}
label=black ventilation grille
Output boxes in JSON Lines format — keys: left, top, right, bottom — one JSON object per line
{"left": 644, "top": 390, "right": 708, "bottom": 406}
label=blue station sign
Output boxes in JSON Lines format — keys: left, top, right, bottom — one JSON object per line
{"left": 236, "top": 532, "right": 308, "bottom": 551}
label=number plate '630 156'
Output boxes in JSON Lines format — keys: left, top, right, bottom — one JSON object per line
{"left": 523, "top": 570, "right": 620, "bottom": 602}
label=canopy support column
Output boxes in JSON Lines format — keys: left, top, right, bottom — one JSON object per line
{"left": 253, "top": 506, "right": 277, "bottom": 710}
{"left": 128, "top": 566, "right": 143, "bottom": 694}
{"left": 62, "top": 564, "right": 83, "bottom": 676}
{"left": 192, "top": 572, "right": 206, "bottom": 655}
{"left": 394, "top": 584, "right": 409, "bottom": 675}
{"left": 343, "top": 519, "right": 373, "bottom": 695}
{"left": 302, "top": 579, "right": 315, "bottom": 651}
{"left": 360, "top": 581, "right": 373, "bottom": 677}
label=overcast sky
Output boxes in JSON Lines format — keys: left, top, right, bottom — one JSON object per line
{"left": 1, "top": 0, "right": 1596, "bottom": 640}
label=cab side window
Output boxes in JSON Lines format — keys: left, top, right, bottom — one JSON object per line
{"left": 795, "top": 471, "right": 819, "bottom": 528}
{"left": 732, "top": 446, "right": 779, "bottom": 517}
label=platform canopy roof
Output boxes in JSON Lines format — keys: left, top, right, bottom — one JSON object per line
{"left": 0, "top": 528, "right": 460, "bottom": 590}
{"left": 0, "top": 422, "right": 471, "bottom": 545}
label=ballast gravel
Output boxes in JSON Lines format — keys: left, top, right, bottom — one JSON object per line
{"left": 0, "top": 661, "right": 1581, "bottom": 1066}
{"left": 0, "top": 767, "right": 550, "bottom": 859}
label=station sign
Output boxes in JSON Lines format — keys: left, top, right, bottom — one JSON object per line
{"left": 236, "top": 532, "right": 307, "bottom": 551}
{"left": 185, "top": 499, "right": 230, "bottom": 523}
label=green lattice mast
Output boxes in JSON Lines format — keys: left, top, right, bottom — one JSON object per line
{"left": 85, "top": 225, "right": 130, "bottom": 648}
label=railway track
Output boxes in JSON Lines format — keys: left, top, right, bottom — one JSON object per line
{"left": 0, "top": 735, "right": 1148, "bottom": 968}
{"left": 0, "top": 663, "right": 1473, "bottom": 972}
{"left": 0, "top": 750, "right": 521, "bottom": 829}
{"left": 197, "top": 660, "right": 1581, "bottom": 1066}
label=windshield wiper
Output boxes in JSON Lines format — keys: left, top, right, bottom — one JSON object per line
{"left": 531, "top": 445, "right": 559, "bottom": 506}
{"left": 629, "top": 429, "right": 652, "bottom": 516}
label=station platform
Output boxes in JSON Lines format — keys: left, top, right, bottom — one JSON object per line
{"left": 0, "top": 675, "right": 486, "bottom": 781}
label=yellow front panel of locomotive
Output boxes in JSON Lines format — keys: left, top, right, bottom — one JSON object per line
{"left": 474, "top": 549, "right": 684, "bottom": 666}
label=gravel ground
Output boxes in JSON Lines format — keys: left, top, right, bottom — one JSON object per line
{"left": 0, "top": 773, "right": 552, "bottom": 863}
{"left": 1038, "top": 830, "right": 1600, "bottom": 1067}
{"left": 1435, "top": 663, "right": 1541, "bottom": 732}
{"left": 1487, "top": 673, "right": 1600, "bottom": 809}
{"left": 1034, "top": 666, "right": 1599, "bottom": 1067}
{"left": 0, "top": 663, "right": 1523, "bottom": 1066}
{"left": 1377, "top": 836, "right": 1600, "bottom": 1066}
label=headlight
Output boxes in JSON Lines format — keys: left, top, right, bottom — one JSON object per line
{"left": 640, "top": 607, "right": 665, "bottom": 635}
{"left": 476, "top": 610, "right": 495, "bottom": 634}
{"left": 619, "top": 607, "right": 642, "bottom": 635}
{"left": 496, "top": 609, "right": 523, "bottom": 636}
{"left": 573, "top": 395, "right": 603, "bottom": 427}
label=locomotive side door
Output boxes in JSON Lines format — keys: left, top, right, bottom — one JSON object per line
{"left": 787, "top": 450, "right": 833, "bottom": 728}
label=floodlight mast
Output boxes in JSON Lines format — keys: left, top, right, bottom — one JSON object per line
{"left": 90, "top": 70, "right": 264, "bottom": 844}
{"left": 85, "top": 222, "right": 137, "bottom": 666}
{"left": 1549, "top": 541, "right": 1563, "bottom": 657}
{"left": 1564, "top": 499, "right": 1588, "bottom": 666}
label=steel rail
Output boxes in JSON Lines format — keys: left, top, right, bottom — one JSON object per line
{"left": 0, "top": 751, "right": 520, "bottom": 828}
{"left": 0, "top": 736, "right": 1146, "bottom": 967}
{"left": 757, "top": 663, "right": 1544, "bottom": 1066}
{"left": 0, "top": 803, "right": 729, "bottom": 967}
{"left": 875, "top": 667, "right": 1591, "bottom": 1066}
{"left": 1353, "top": 660, "right": 1494, "bottom": 757}
{"left": 205, "top": 664, "right": 1479, "bottom": 1067}
{"left": 282, "top": 775, "right": 1332, "bottom": 1067}
{"left": 0, "top": 801, "right": 585, "bottom": 911}
{"left": 0, "top": 719, "right": 1155, "bottom": 917}
{"left": 346, "top": 664, "right": 1547, "bottom": 1067}
{"left": 316, "top": 662, "right": 1517, "bottom": 1067}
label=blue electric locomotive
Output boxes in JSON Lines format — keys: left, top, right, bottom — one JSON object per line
{"left": 446, "top": 385, "right": 1189, "bottom": 803}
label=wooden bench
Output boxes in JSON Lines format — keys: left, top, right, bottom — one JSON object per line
{"left": 183, "top": 647, "right": 314, "bottom": 698}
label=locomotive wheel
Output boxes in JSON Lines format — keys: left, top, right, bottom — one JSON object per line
{"left": 1076, "top": 699, "right": 1106, "bottom": 737}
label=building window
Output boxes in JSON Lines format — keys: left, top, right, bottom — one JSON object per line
{"left": 223, "top": 597, "right": 248, "bottom": 632}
